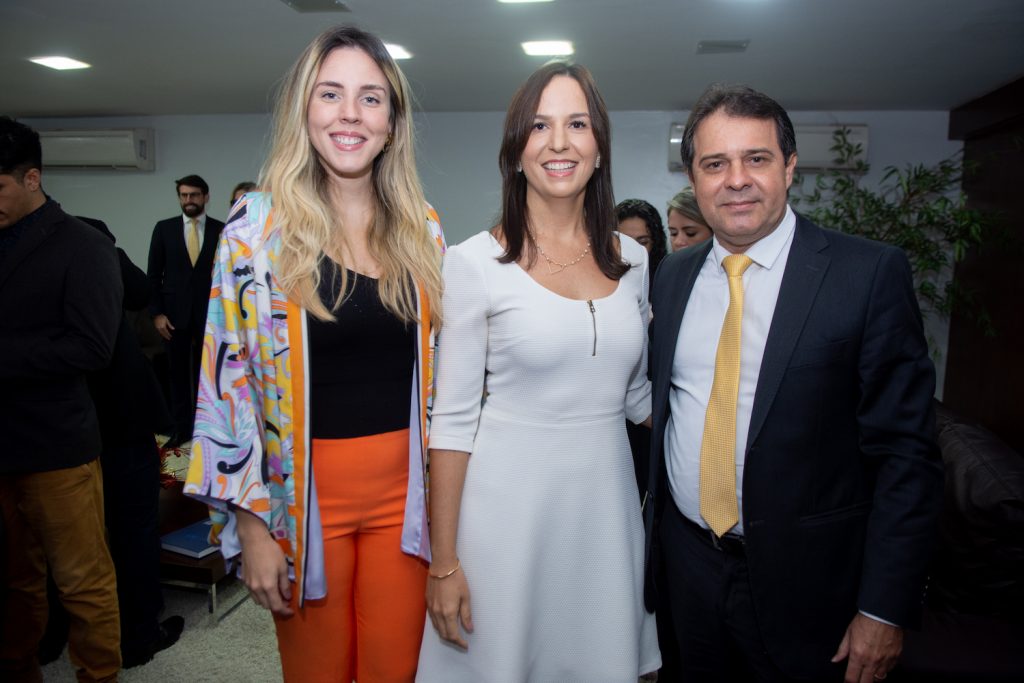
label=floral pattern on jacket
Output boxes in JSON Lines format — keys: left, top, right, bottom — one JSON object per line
{"left": 184, "top": 192, "right": 444, "bottom": 604}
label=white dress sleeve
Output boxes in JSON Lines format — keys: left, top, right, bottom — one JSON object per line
{"left": 625, "top": 243, "right": 652, "bottom": 424}
{"left": 427, "top": 240, "right": 490, "bottom": 454}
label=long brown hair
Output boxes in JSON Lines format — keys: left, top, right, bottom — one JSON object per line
{"left": 497, "top": 61, "right": 627, "bottom": 279}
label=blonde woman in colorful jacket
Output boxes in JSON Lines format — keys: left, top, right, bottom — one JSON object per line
{"left": 184, "top": 26, "right": 444, "bottom": 683}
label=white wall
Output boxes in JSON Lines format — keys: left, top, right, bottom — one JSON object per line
{"left": 24, "top": 113, "right": 272, "bottom": 266}
{"left": 419, "top": 110, "right": 961, "bottom": 244}
{"left": 26, "top": 109, "right": 959, "bottom": 392}
{"left": 27, "top": 109, "right": 961, "bottom": 256}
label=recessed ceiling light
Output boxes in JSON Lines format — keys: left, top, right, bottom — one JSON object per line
{"left": 385, "top": 44, "right": 412, "bottom": 60}
{"left": 522, "top": 40, "right": 574, "bottom": 56}
{"left": 277, "top": 0, "right": 350, "bottom": 12}
{"left": 29, "top": 56, "right": 91, "bottom": 71}
{"left": 499, "top": 0, "right": 555, "bottom": 4}
{"left": 696, "top": 39, "right": 750, "bottom": 54}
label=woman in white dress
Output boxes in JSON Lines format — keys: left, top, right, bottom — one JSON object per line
{"left": 417, "top": 62, "right": 660, "bottom": 682}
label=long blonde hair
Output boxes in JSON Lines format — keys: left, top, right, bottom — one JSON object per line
{"left": 259, "top": 25, "right": 441, "bottom": 327}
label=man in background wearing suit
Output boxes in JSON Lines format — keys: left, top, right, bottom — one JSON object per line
{"left": 0, "top": 116, "right": 123, "bottom": 682}
{"left": 146, "top": 174, "right": 224, "bottom": 447}
{"left": 645, "top": 85, "right": 943, "bottom": 682}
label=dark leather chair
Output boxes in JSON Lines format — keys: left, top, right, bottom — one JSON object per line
{"left": 897, "top": 402, "right": 1024, "bottom": 682}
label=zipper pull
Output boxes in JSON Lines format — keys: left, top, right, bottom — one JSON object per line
{"left": 587, "top": 299, "right": 596, "bottom": 356}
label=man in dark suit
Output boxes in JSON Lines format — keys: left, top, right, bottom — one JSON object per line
{"left": 644, "top": 85, "right": 943, "bottom": 682}
{"left": 146, "top": 174, "right": 224, "bottom": 447}
{"left": 0, "top": 116, "right": 123, "bottom": 682}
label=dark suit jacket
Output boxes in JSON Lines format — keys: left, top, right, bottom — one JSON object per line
{"left": 644, "top": 214, "right": 943, "bottom": 679}
{"left": 146, "top": 214, "right": 224, "bottom": 331}
{"left": 0, "top": 201, "right": 122, "bottom": 473}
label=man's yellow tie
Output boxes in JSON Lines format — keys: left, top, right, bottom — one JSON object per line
{"left": 186, "top": 218, "right": 200, "bottom": 266}
{"left": 700, "top": 253, "right": 753, "bottom": 537}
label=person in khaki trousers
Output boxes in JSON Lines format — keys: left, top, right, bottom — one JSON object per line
{"left": 0, "top": 116, "right": 123, "bottom": 683}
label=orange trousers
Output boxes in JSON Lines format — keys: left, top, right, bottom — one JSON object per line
{"left": 274, "top": 428, "right": 428, "bottom": 683}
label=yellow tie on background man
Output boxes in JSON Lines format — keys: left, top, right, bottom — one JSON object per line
{"left": 700, "top": 253, "right": 753, "bottom": 537}
{"left": 186, "top": 218, "right": 200, "bottom": 266}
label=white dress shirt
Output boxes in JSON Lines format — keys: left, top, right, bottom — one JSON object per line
{"left": 665, "top": 205, "right": 797, "bottom": 535}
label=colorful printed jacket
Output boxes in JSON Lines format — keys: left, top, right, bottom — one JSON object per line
{"left": 184, "top": 192, "right": 444, "bottom": 605}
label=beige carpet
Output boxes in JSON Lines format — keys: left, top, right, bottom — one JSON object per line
{"left": 39, "top": 573, "right": 657, "bottom": 681}
{"left": 40, "top": 441, "right": 283, "bottom": 681}
{"left": 42, "top": 580, "right": 283, "bottom": 682}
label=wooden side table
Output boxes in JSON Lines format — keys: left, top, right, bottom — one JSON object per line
{"left": 160, "top": 548, "right": 248, "bottom": 620}
{"left": 158, "top": 479, "right": 247, "bottom": 620}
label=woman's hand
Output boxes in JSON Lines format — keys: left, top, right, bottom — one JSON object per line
{"left": 236, "top": 509, "right": 294, "bottom": 617}
{"left": 426, "top": 562, "right": 473, "bottom": 649}
{"left": 425, "top": 449, "right": 472, "bottom": 646}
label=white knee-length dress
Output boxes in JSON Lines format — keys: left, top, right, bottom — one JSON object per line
{"left": 416, "top": 232, "right": 660, "bottom": 683}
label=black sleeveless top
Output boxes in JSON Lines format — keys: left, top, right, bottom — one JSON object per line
{"left": 306, "top": 261, "right": 415, "bottom": 439}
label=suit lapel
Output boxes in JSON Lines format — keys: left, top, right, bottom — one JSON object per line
{"left": 655, "top": 242, "right": 712, "bottom": 402}
{"left": 197, "top": 219, "right": 220, "bottom": 270}
{"left": 649, "top": 242, "right": 712, "bottom": 495}
{"left": 747, "top": 217, "right": 830, "bottom": 449}
{"left": 168, "top": 217, "right": 191, "bottom": 271}
{"left": 0, "top": 207, "right": 59, "bottom": 292}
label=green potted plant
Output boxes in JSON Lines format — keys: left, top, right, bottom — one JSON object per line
{"left": 793, "top": 128, "right": 992, "bottom": 339}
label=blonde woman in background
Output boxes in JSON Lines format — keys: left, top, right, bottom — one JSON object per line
{"left": 667, "top": 186, "right": 713, "bottom": 251}
{"left": 184, "top": 25, "right": 443, "bottom": 682}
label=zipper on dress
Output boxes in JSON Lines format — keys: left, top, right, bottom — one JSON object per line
{"left": 587, "top": 299, "right": 597, "bottom": 356}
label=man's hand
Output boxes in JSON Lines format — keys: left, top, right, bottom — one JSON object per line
{"left": 153, "top": 313, "right": 174, "bottom": 341}
{"left": 831, "top": 613, "right": 903, "bottom": 683}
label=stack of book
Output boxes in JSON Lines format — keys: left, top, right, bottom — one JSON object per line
{"left": 161, "top": 518, "right": 218, "bottom": 559}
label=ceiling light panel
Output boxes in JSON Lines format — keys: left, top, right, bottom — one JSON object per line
{"left": 386, "top": 44, "right": 413, "bottom": 60}
{"left": 522, "top": 40, "right": 574, "bottom": 56}
{"left": 29, "top": 56, "right": 91, "bottom": 70}
{"left": 499, "top": 0, "right": 555, "bottom": 4}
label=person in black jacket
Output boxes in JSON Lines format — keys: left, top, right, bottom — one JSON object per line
{"left": 0, "top": 116, "right": 123, "bottom": 682}
{"left": 83, "top": 217, "right": 184, "bottom": 667}
{"left": 146, "top": 175, "right": 224, "bottom": 447}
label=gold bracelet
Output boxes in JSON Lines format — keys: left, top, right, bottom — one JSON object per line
{"left": 429, "top": 558, "right": 461, "bottom": 579}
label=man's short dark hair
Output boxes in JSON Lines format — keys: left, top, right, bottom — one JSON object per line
{"left": 681, "top": 84, "right": 797, "bottom": 174}
{"left": 0, "top": 116, "right": 43, "bottom": 178}
{"left": 175, "top": 174, "right": 209, "bottom": 195}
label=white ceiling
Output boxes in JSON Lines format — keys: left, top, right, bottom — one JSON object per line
{"left": 3, "top": 0, "right": 1023, "bottom": 118}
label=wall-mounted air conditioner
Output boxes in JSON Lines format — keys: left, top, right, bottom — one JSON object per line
{"left": 668, "top": 123, "right": 686, "bottom": 172}
{"left": 790, "top": 125, "right": 868, "bottom": 171}
{"left": 668, "top": 123, "right": 868, "bottom": 172}
{"left": 39, "top": 128, "right": 155, "bottom": 171}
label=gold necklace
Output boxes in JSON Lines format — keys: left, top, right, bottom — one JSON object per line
{"left": 534, "top": 236, "right": 591, "bottom": 275}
